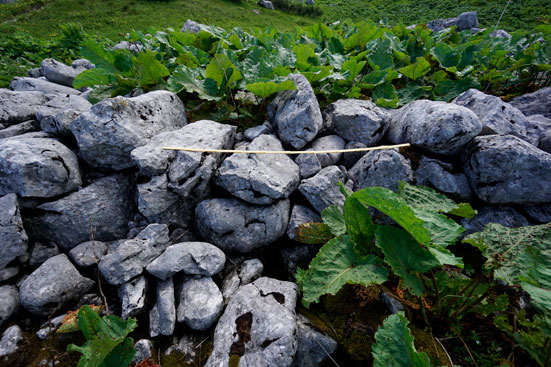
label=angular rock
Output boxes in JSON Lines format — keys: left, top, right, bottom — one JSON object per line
{"left": 181, "top": 19, "right": 201, "bottom": 33}
{"left": 0, "top": 138, "right": 81, "bottom": 197}
{"left": 347, "top": 149, "right": 412, "bottom": 192}
{"left": 258, "top": 0, "right": 275, "bottom": 9}
{"left": 36, "top": 314, "right": 65, "bottom": 340}
{"left": 40, "top": 107, "right": 90, "bottom": 137}
{"left": 25, "top": 174, "right": 133, "bottom": 250}
{"left": 133, "top": 339, "right": 153, "bottom": 364}
{"left": 19, "top": 254, "right": 95, "bottom": 316}
{"left": 71, "top": 59, "right": 95, "bottom": 70}
{"left": 119, "top": 276, "right": 148, "bottom": 320}
{"left": 0, "top": 120, "right": 40, "bottom": 139}
{"left": 287, "top": 204, "right": 322, "bottom": 241}
{"left": 10, "top": 76, "right": 80, "bottom": 95}
{"left": 268, "top": 74, "right": 323, "bottom": 149}
{"left": 0, "top": 286, "right": 19, "bottom": 328}
{"left": 323, "top": 99, "right": 391, "bottom": 146}
{"left": 295, "top": 314, "right": 338, "bottom": 367}
{"left": 146, "top": 242, "right": 226, "bottom": 280}
{"left": 69, "top": 241, "right": 108, "bottom": 268}
{"left": 221, "top": 259, "right": 264, "bottom": 303}
{"left": 415, "top": 156, "right": 473, "bottom": 201}
{"left": 295, "top": 135, "right": 346, "bottom": 179}
{"left": 491, "top": 29, "right": 512, "bottom": 38}
{"left": 0, "top": 325, "right": 23, "bottom": 358}
{"left": 27, "top": 67, "right": 43, "bottom": 78}
{"left": 427, "top": 11, "right": 478, "bottom": 31}
{"left": 0, "top": 268, "right": 18, "bottom": 282}
{"left": 215, "top": 134, "right": 300, "bottom": 204}
{"left": 244, "top": 121, "right": 273, "bottom": 141}
{"left": 149, "top": 277, "right": 176, "bottom": 337}
{"left": 525, "top": 114, "right": 551, "bottom": 152}
{"left": 299, "top": 166, "right": 346, "bottom": 213}
{"left": 342, "top": 141, "right": 368, "bottom": 168}
{"left": 99, "top": 224, "right": 171, "bottom": 285}
{"left": 463, "top": 135, "right": 551, "bottom": 204}
{"left": 524, "top": 204, "right": 551, "bottom": 224}
{"left": 386, "top": 99, "right": 482, "bottom": 155}
{"left": 205, "top": 277, "right": 298, "bottom": 367}
{"left": 177, "top": 276, "right": 224, "bottom": 331}
{"left": 113, "top": 41, "right": 143, "bottom": 54}
{"left": 71, "top": 91, "right": 187, "bottom": 170}
{"left": 453, "top": 89, "right": 535, "bottom": 144}
{"left": 41, "top": 58, "right": 82, "bottom": 87}
{"left": 460, "top": 205, "right": 530, "bottom": 235}
{"left": 29, "top": 242, "right": 59, "bottom": 268}
{"left": 195, "top": 198, "right": 290, "bottom": 253}
{"left": 0, "top": 194, "right": 28, "bottom": 269}
{"left": 509, "top": 87, "right": 551, "bottom": 118}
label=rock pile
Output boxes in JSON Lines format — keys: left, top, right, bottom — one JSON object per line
{"left": 1, "top": 55, "right": 550, "bottom": 365}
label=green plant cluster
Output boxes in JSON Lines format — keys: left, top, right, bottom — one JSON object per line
{"left": 270, "top": 0, "right": 323, "bottom": 18}
{"left": 294, "top": 182, "right": 551, "bottom": 366}
{"left": 71, "top": 21, "right": 550, "bottom": 125}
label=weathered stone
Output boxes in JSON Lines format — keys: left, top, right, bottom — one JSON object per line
{"left": 119, "top": 276, "right": 148, "bottom": 320}
{"left": 69, "top": 241, "right": 108, "bottom": 268}
{"left": 36, "top": 314, "right": 65, "bottom": 340}
{"left": 41, "top": 58, "right": 82, "bottom": 87}
{"left": 323, "top": 99, "right": 391, "bottom": 146}
{"left": 509, "top": 87, "right": 551, "bottom": 118}
{"left": 257, "top": 0, "right": 275, "bottom": 9}
{"left": 386, "top": 99, "right": 482, "bottom": 155}
{"left": 25, "top": 174, "right": 133, "bottom": 250}
{"left": 0, "top": 194, "right": 28, "bottom": 269}
{"left": 299, "top": 166, "right": 346, "bottom": 213}
{"left": 40, "top": 107, "right": 90, "bottom": 137}
{"left": 10, "top": 76, "right": 80, "bottom": 95}
{"left": 0, "top": 286, "right": 18, "bottom": 328}
{"left": 463, "top": 135, "right": 551, "bottom": 204}
{"left": 215, "top": 134, "right": 300, "bottom": 204}
{"left": 427, "top": 11, "right": 478, "bottom": 31}
{"left": 286, "top": 204, "right": 322, "bottom": 241}
{"left": 342, "top": 141, "right": 368, "bottom": 168}
{"left": 525, "top": 114, "right": 551, "bottom": 152}
{"left": 149, "top": 277, "right": 176, "bottom": 337}
{"left": 0, "top": 325, "right": 23, "bottom": 358}
{"left": 195, "top": 198, "right": 290, "bottom": 253}
{"left": 0, "top": 267, "right": 18, "bottom": 282}
{"left": 113, "top": 41, "right": 143, "bottom": 54}
{"left": 29, "top": 242, "right": 59, "bottom": 268}
{"left": 0, "top": 120, "right": 40, "bottom": 139}
{"left": 453, "top": 89, "right": 536, "bottom": 144}
{"left": 164, "top": 334, "right": 205, "bottom": 364}
{"left": 27, "top": 67, "right": 43, "bottom": 78}
{"left": 19, "top": 254, "right": 95, "bottom": 316}
{"left": 0, "top": 138, "right": 81, "bottom": 197}
{"left": 415, "top": 156, "right": 473, "bottom": 201}
{"left": 147, "top": 242, "right": 226, "bottom": 280}
{"left": 71, "top": 59, "right": 95, "bottom": 70}
{"left": 99, "top": 224, "right": 171, "bottom": 285}
{"left": 177, "top": 276, "right": 224, "bottom": 331}
{"left": 524, "top": 204, "right": 551, "bottom": 224}
{"left": 206, "top": 277, "right": 298, "bottom": 367}
{"left": 281, "top": 244, "right": 319, "bottom": 280}
{"left": 491, "top": 29, "right": 512, "bottom": 38}
{"left": 181, "top": 19, "right": 201, "bottom": 33}
{"left": 295, "top": 135, "right": 346, "bottom": 179}
{"left": 221, "top": 259, "right": 264, "bottom": 304}
{"left": 133, "top": 339, "right": 153, "bottom": 364}
{"left": 71, "top": 91, "right": 187, "bottom": 170}
{"left": 460, "top": 205, "right": 530, "bottom": 235}
{"left": 268, "top": 74, "right": 323, "bottom": 149}
{"left": 347, "top": 149, "right": 412, "bottom": 192}
{"left": 244, "top": 121, "right": 273, "bottom": 141}
{"left": 295, "top": 314, "right": 338, "bottom": 367}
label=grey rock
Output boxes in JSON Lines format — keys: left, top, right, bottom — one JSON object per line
{"left": 221, "top": 259, "right": 264, "bottom": 303}
{"left": 28, "top": 67, "right": 43, "bottom": 78}
{"left": 147, "top": 242, "right": 226, "bottom": 280}
{"left": 0, "top": 325, "right": 23, "bottom": 358}
{"left": 525, "top": 114, "right": 551, "bottom": 152}
{"left": 25, "top": 174, "right": 133, "bottom": 250}
{"left": 0, "top": 138, "right": 81, "bottom": 197}
{"left": 281, "top": 244, "right": 319, "bottom": 280}
{"left": 20, "top": 254, "right": 94, "bottom": 316}
{"left": 221, "top": 271, "right": 241, "bottom": 304}
{"left": 177, "top": 276, "right": 224, "bottom": 331}
{"left": 427, "top": 11, "right": 478, "bottom": 32}
{"left": 3, "top": 131, "right": 51, "bottom": 141}
{"left": 379, "top": 291, "right": 405, "bottom": 314}
{"left": 113, "top": 41, "right": 143, "bottom": 54}
{"left": 323, "top": 99, "right": 391, "bottom": 146}
{"left": 0, "top": 286, "right": 19, "bottom": 328}
{"left": 119, "top": 276, "right": 148, "bottom": 320}
{"left": 215, "top": 134, "right": 300, "bottom": 204}
{"left": 0, "top": 267, "right": 19, "bottom": 282}
{"left": 41, "top": 58, "right": 82, "bottom": 87}
{"left": 463, "top": 135, "right": 551, "bottom": 204}
{"left": 36, "top": 314, "right": 65, "bottom": 340}
{"left": 524, "top": 204, "right": 551, "bottom": 224}
{"left": 295, "top": 135, "right": 346, "bottom": 179}
{"left": 71, "top": 59, "right": 95, "bottom": 70}
{"left": 244, "top": 121, "right": 273, "bottom": 141}
{"left": 99, "top": 224, "right": 171, "bottom": 285}
{"left": 541, "top": 130, "right": 551, "bottom": 154}
{"left": 71, "top": 90, "right": 187, "bottom": 170}
{"left": 415, "top": 156, "right": 473, "bottom": 201}
{"left": 461, "top": 205, "right": 530, "bottom": 235}
{"left": 453, "top": 89, "right": 536, "bottom": 144}
{"left": 206, "top": 277, "right": 298, "bottom": 367}
{"left": 0, "top": 193, "right": 28, "bottom": 269}
{"left": 195, "top": 198, "right": 290, "bottom": 253}
{"left": 181, "top": 19, "right": 201, "bottom": 33}
{"left": 386, "top": 99, "right": 482, "bottom": 155}
{"left": 40, "top": 107, "right": 90, "bottom": 137}
{"left": 10, "top": 76, "right": 80, "bottom": 95}
{"left": 257, "top": 0, "right": 274, "bottom": 9}
{"left": 34, "top": 94, "right": 90, "bottom": 123}
{"left": 491, "top": 29, "right": 512, "bottom": 39}
{"left": 133, "top": 339, "right": 153, "bottom": 364}
{"left": 299, "top": 166, "right": 346, "bottom": 213}
{"left": 509, "top": 87, "right": 551, "bottom": 118}
{"left": 342, "top": 141, "right": 368, "bottom": 168}
{"left": 287, "top": 204, "right": 322, "bottom": 241}
{"left": 295, "top": 314, "right": 338, "bottom": 367}
{"left": 269, "top": 74, "right": 323, "bottom": 149}
{"left": 347, "top": 149, "right": 412, "bottom": 192}
{"left": 69, "top": 241, "right": 108, "bottom": 268}
{"left": 294, "top": 151, "right": 321, "bottom": 179}
{"left": 149, "top": 277, "right": 176, "bottom": 337}
{"left": 164, "top": 334, "right": 204, "bottom": 363}
{"left": 0, "top": 120, "right": 40, "bottom": 139}
{"left": 29, "top": 242, "right": 59, "bottom": 267}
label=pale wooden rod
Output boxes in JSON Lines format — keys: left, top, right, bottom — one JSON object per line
{"left": 162, "top": 143, "right": 410, "bottom": 155}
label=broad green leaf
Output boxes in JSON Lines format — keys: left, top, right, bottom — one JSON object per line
{"left": 80, "top": 40, "right": 117, "bottom": 74}
{"left": 399, "top": 57, "right": 431, "bottom": 80}
{"left": 373, "top": 82, "right": 399, "bottom": 108}
{"left": 372, "top": 312, "right": 432, "bottom": 367}
{"left": 342, "top": 59, "right": 366, "bottom": 81}
{"left": 518, "top": 247, "right": 551, "bottom": 315}
{"left": 167, "top": 65, "right": 221, "bottom": 101}
{"left": 297, "top": 235, "right": 388, "bottom": 307}
{"left": 293, "top": 43, "right": 318, "bottom": 69}
{"left": 321, "top": 205, "right": 346, "bottom": 236}
{"left": 367, "top": 38, "right": 394, "bottom": 71}
{"left": 343, "top": 196, "right": 374, "bottom": 256}
{"left": 375, "top": 225, "right": 439, "bottom": 296}
{"left": 431, "top": 43, "right": 459, "bottom": 68}
{"left": 246, "top": 80, "right": 295, "bottom": 98}
{"left": 73, "top": 68, "right": 114, "bottom": 89}
{"left": 57, "top": 305, "right": 104, "bottom": 334}
{"left": 428, "top": 246, "right": 463, "bottom": 267}
{"left": 205, "top": 53, "right": 242, "bottom": 87}
{"left": 134, "top": 49, "right": 170, "bottom": 87}
{"left": 294, "top": 222, "right": 334, "bottom": 245}
{"left": 434, "top": 78, "right": 481, "bottom": 102}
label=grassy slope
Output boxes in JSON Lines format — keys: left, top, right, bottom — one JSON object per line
{"left": 1, "top": 0, "right": 549, "bottom": 40}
